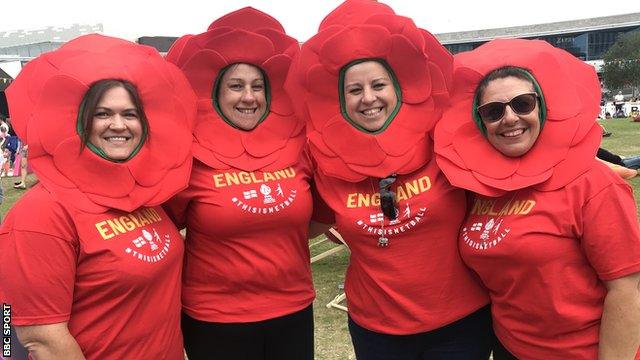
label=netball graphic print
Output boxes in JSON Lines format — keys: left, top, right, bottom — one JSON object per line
{"left": 217, "top": 167, "right": 299, "bottom": 215}
{"left": 461, "top": 195, "right": 536, "bottom": 251}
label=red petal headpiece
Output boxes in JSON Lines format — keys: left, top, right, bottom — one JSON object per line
{"left": 434, "top": 39, "right": 602, "bottom": 196}
{"left": 286, "top": 0, "right": 453, "bottom": 182}
{"left": 6, "top": 34, "right": 197, "bottom": 212}
{"left": 167, "top": 7, "right": 304, "bottom": 171}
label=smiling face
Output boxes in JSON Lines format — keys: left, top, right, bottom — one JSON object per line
{"left": 88, "top": 86, "right": 143, "bottom": 160}
{"left": 343, "top": 61, "right": 398, "bottom": 132}
{"left": 479, "top": 76, "right": 541, "bottom": 157}
{"left": 217, "top": 63, "right": 267, "bottom": 131}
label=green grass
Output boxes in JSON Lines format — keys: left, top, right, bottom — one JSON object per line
{"left": 599, "top": 118, "right": 640, "bottom": 214}
{"left": 2, "top": 119, "right": 639, "bottom": 359}
{"left": 0, "top": 174, "right": 38, "bottom": 219}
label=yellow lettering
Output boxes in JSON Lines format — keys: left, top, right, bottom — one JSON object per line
{"left": 129, "top": 214, "right": 142, "bottom": 227}
{"left": 275, "top": 170, "right": 287, "bottom": 180}
{"left": 487, "top": 201, "right": 499, "bottom": 216}
{"left": 508, "top": 201, "right": 525, "bottom": 215}
{"left": 137, "top": 213, "right": 151, "bottom": 226}
{"left": 120, "top": 216, "right": 136, "bottom": 231}
{"left": 470, "top": 199, "right": 483, "bottom": 215}
{"left": 405, "top": 180, "right": 420, "bottom": 198}
{"left": 238, "top": 172, "right": 252, "bottom": 184}
{"left": 497, "top": 202, "right": 511, "bottom": 216}
{"left": 106, "top": 219, "right": 126, "bottom": 236}
{"left": 250, "top": 172, "right": 263, "bottom": 184}
{"left": 519, "top": 200, "right": 536, "bottom": 215}
{"left": 418, "top": 176, "right": 431, "bottom": 192}
{"left": 224, "top": 172, "right": 240, "bottom": 186}
{"left": 95, "top": 221, "right": 114, "bottom": 240}
{"left": 481, "top": 201, "right": 492, "bottom": 215}
{"left": 263, "top": 172, "right": 276, "bottom": 182}
{"left": 371, "top": 193, "right": 380, "bottom": 207}
{"left": 284, "top": 167, "right": 296, "bottom": 177}
{"left": 347, "top": 193, "right": 358, "bottom": 208}
{"left": 213, "top": 174, "right": 226, "bottom": 188}
{"left": 396, "top": 186, "right": 408, "bottom": 202}
{"left": 357, "top": 193, "right": 371, "bottom": 207}
{"left": 143, "top": 208, "right": 161, "bottom": 222}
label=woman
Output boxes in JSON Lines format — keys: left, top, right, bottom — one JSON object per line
{"left": 165, "top": 7, "right": 319, "bottom": 359}
{"left": 434, "top": 39, "right": 640, "bottom": 359}
{"left": 287, "top": 1, "right": 492, "bottom": 358}
{"left": 0, "top": 34, "right": 196, "bottom": 359}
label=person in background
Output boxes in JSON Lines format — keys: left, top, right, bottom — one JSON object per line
{"left": 165, "top": 8, "right": 325, "bottom": 360}
{"left": 12, "top": 143, "right": 27, "bottom": 189}
{"left": 0, "top": 34, "right": 196, "bottom": 359}
{"left": 614, "top": 90, "right": 625, "bottom": 117}
{"left": 288, "top": 1, "right": 492, "bottom": 359}
{"left": 435, "top": 39, "right": 640, "bottom": 359}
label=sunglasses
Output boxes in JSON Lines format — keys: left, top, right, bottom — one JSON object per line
{"left": 379, "top": 174, "right": 397, "bottom": 220}
{"left": 477, "top": 93, "right": 538, "bottom": 123}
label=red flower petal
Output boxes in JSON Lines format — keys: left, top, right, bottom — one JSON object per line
{"left": 452, "top": 122, "right": 519, "bottom": 179}
{"left": 256, "top": 29, "right": 298, "bottom": 55}
{"left": 321, "top": 115, "right": 386, "bottom": 167}
{"left": 30, "top": 75, "right": 85, "bottom": 156}
{"left": 366, "top": 14, "right": 425, "bottom": 52}
{"left": 242, "top": 115, "right": 291, "bottom": 157}
{"left": 53, "top": 137, "right": 135, "bottom": 198}
{"left": 180, "top": 50, "right": 227, "bottom": 99}
{"left": 165, "top": 34, "right": 194, "bottom": 66}
{"left": 319, "top": 0, "right": 395, "bottom": 29}
{"left": 208, "top": 7, "right": 285, "bottom": 33}
{"left": 375, "top": 105, "right": 432, "bottom": 157}
{"left": 203, "top": 29, "right": 275, "bottom": 66}
{"left": 319, "top": 25, "right": 392, "bottom": 73}
{"left": 387, "top": 34, "right": 430, "bottom": 104}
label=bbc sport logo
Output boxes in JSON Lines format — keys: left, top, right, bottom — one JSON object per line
{"left": 2, "top": 303, "right": 10, "bottom": 358}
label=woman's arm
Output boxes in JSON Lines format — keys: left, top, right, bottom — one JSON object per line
{"left": 16, "top": 322, "right": 85, "bottom": 360}
{"left": 599, "top": 272, "right": 640, "bottom": 359}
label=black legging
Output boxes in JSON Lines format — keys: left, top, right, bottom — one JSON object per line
{"left": 181, "top": 305, "right": 314, "bottom": 360}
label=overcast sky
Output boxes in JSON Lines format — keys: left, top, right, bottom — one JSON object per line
{"left": 2, "top": 0, "right": 640, "bottom": 41}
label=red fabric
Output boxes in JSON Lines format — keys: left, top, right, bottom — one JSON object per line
{"left": 286, "top": 1, "right": 453, "bottom": 182}
{"left": 166, "top": 7, "right": 304, "bottom": 172}
{"left": 0, "top": 185, "right": 184, "bottom": 359}
{"left": 5, "top": 34, "right": 196, "bottom": 212}
{"left": 314, "top": 159, "right": 489, "bottom": 334}
{"left": 460, "top": 161, "right": 640, "bottom": 359}
{"left": 434, "top": 39, "right": 602, "bottom": 196}
{"left": 163, "top": 153, "right": 315, "bottom": 322}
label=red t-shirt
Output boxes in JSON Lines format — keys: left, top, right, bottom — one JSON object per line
{"left": 314, "top": 159, "right": 489, "bottom": 335}
{"left": 165, "top": 155, "right": 315, "bottom": 323}
{"left": 460, "top": 161, "right": 640, "bottom": 359}
{"left": 0, "top": 184, "right": 184, "bottom": 359}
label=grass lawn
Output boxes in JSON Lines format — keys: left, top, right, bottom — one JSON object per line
{"left": 1, "top": 117, "right": 639, "bottom": 359}
{"left": 599, "top": 118, "right": 640, "bottom": 214}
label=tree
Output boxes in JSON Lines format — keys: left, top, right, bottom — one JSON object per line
{"left": 602, "top": 31, "right": 640, "bottom": 97}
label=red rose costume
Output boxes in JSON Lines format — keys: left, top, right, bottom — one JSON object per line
{"left": 288, "top": 0, "right": 488, "bottom": 335}
{"left": 287, "top": 0, "right": 452, "bottom": 182}
{"left": 435, "top": 39, "right": 602, "bottom": 197}
{"left": 166, "top": 7, "right": 304, "bottom": 172}
{"left": 165, "top": 7, "right": 315, "bottom": 323}
{"left": 0, "top": 34, "right": 196, "bottom": 359}
{"left": 434, "top": 39, "right": 640, "bottom": 358}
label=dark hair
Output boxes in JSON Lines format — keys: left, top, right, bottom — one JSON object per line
{"left": 474, "top": 66, "right": 534, "bottom": 104}
{"left": 78, "top": 79, "right": 149, "bottom": 148}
